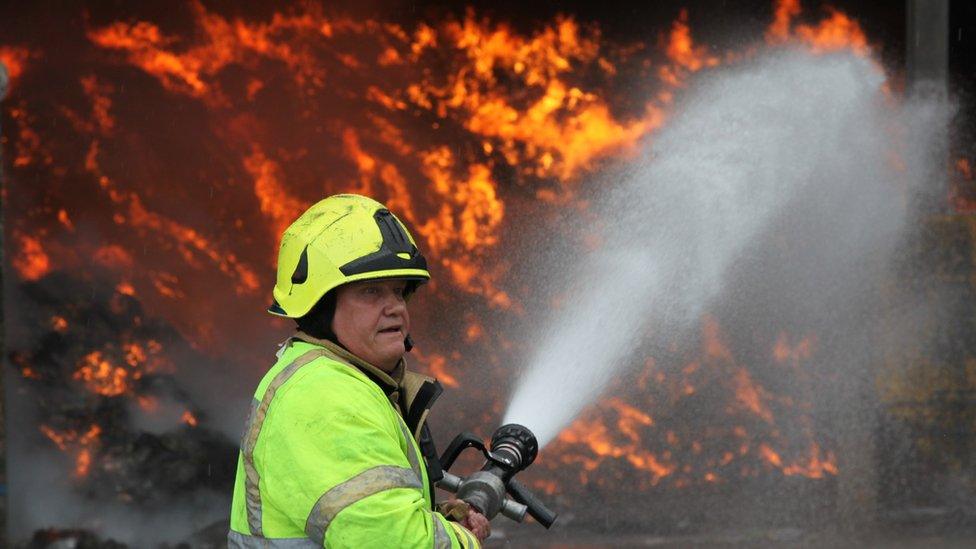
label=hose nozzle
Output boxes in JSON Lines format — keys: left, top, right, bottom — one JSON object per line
{"left": 438, "top": 423, "right": 557, "bottom": 529}
{"left": 488, "top": 423, "right": 538, "bottom": 479}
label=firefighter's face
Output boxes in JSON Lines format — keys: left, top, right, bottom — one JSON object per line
{"left": 332, "top": 279, "right": 411, "bottom": 372}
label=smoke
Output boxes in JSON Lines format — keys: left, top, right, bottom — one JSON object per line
{"left": 4, "top": 272, "right": 239, "bottom": 545}
{"left": 7, "top": 377, "right": 230, "bottom": 545}
{"left": 504, "top": 49, "right": 949, "bottom": 448}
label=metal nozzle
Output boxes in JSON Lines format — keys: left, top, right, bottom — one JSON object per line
{"left": 489, "top": 423, "right": 539, "bottom": 474}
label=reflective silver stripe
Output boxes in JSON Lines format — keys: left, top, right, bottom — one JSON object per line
{"left": 227, "top": 530, "right": 318, "bottom": 548}
{"left": 433, "top": 516, "right": 452, "bottom": 549}
{"left": 304, "top": 465, "right": 423, "bottom": 545}
{"left": 242, "top": 349, "right": 327, "bottom": 537}
{"left": 462, "top": 526, "right": 479, "bottom": 549}
{"left": 449, "top": 521, "right": 478, "bottom": 549}
{"left": 240, "top": 398, "right": 262, "bottom": 535}
{"left": 396, "top": 416, "right": 425, "bottom": 486}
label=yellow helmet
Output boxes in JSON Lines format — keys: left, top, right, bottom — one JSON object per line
{"left": 268, "top": 194, "right": 430, "bottom": 318}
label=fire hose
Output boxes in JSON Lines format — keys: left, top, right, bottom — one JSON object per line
{"left": 437, "top": 423, "right": 558, "bottom": 529}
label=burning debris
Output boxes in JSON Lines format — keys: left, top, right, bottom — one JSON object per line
{"left": 7, "top": 271, "right": 237, "bottom": 513}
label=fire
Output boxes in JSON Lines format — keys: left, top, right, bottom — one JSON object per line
{"left": 959, "top": 158, "right": 973, "bottom": 181}
{"left": 84, "top": 140, "right": 261, "bottom": 296}
{"left": 0, "top": 45, "right": 29, "bottom": 83}
{"left": 765, "top": 0, "right": 869, "bottom": 55}
{"left": 416, "top": 147, "right": 511, "bottom": 307}
{"left": 12, "top": 233, "right": 51, "bottom": 281}
{"left": 244, "top": 147, "right": 308, "bottom": 246}
{"left": 8, "top": 0, "right": 874, "bottom": 505}
{"left": 39, "top": 424, "right": 103, "bottom": 478}
{"left": 554, "top": 399, "right": 674, "bottom": 485}
{"left": 732, "top": 368, "right": 775, "bottom": 424}
{"left": 702, "top": 316, "right": 734, "bottom": 363}
{"left": 782, "top": 443, "right": 838, "bottom": 478}
{"left": 73, "top": 351, "right": 129, "bottom": 397}
{"left": 50, "top": 316, "right": 69, "bottom": 332}
{"left": 57, "top": 209, "right": 75, "bottom": 230}
{"left": 413, "top": 349, "right": 459, "bottom": 388}
{"left": 794, "top": 8, "right": 868, "bottom": 54}
{"left": 94, "top": 245, "right": 134, "bottom": 270}
{"left": 951, "top": 158, "right": 976, "bottom": 212}
{"left": 773, "top": 332, "right": 815, "bottom": 366}
{"left": 79, "top": 2, "right": 679, "bottom": 311}
{"left": 464, "top": 318, "right": 484, "bottom": 343}
{"left": 767, "top": 0, "right": 802, "bottom": 44}
{"left": 542, "top": 315, "right": 836, "bottom": 490}
{"left": 658, "top": 9, "right": 720, "bottom": 88}
{"left": 408, "top": 13, "right": 660, "bottom": 183}
{"left": 80, "top": 75, "right": 116, "bottom": 134}
{"left": 181, "top": 411, "right": 199, "bottom": 427}
{"left": 138, "top": 395, "right": 159, "bottom": 412}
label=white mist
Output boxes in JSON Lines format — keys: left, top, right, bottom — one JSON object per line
{"left": 504, "top": 49, "right": 942, "bottom": 448}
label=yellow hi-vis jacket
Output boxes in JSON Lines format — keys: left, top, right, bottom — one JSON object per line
{"left": 229, "top": 332, "right": 480, "bottom": 548}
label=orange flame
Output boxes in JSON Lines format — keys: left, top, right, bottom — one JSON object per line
{"left": 57, "top": 209, "right": 75, "bottom": 231}
{"left": 137, "top": 395, "right": 159, "bottom": 412}
{"left": 658, "top": 9, "right": 720, "bottom": 88}
{"left": 80, "top": 75, "right": 116, "bottom": 135}
{"left": 772, "top": 332, "right": 815, "bottom": 365}
{"left": 782, "top": 443, "right": 838, "bottom": 478}
{"left": 50, "top": 316, "right": 69, "bottom": 332}
{"left": 556, "top": 402, "right": 674, "bottom": 484}
{"left": 181, "top": 410, "right": 199, "bottom": 427}
{"left": 957, "top": 158, "right": 973, "bottom": 181}
{"left": 94, "top": 245, "right": 135, "bottom": 270}
{"left": 413, "top": 350, "right": 459, "bottom": 388}
{"left": 73, "top": 351, "right": 129, "bottom": 397}
{"left": 732, "top": 368, "right": 775, "bottom": 424}
{"left": 795, "top": 8, "right": 868, "bottom": 54}
{"left": 39, "top": 424, "right": 102, "bottom": 478}
{"left": 766, "top": 0, "right": 869, "bottom": 55}
{"left": 85, "top": 140, "right": 260, "bottom": 296}
{"left": 244, "top": 147, "right": 308, "bottom": 247}
{"left": 0, "top": 45, "right": 29, "bottom": 84}
{"left": 13, "top": 234, "right": 51, "bottom": 281}
{"left": 766, "top": 0, "right": 801, "bottom": 44}
{"left": 116, "top": 281, "right": 136, "bottom": 296}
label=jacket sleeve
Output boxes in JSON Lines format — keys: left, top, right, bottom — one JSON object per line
{"left": 257, "top": 366, "right": 480, "bottom": 549}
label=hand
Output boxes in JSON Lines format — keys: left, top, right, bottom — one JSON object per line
{"left": 459, "top": 507, "right": 491, "bottom": 541}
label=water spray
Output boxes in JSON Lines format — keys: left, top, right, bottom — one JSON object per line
{"left": 437, "top": 424, "right": 557, "bottom": 529}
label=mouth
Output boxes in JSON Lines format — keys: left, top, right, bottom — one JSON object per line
{"left": 377, "top": 326, "right": 403, "bottom": 336}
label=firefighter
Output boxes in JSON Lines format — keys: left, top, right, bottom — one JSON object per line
{"left": 229, "top": 194, "right": 489, "bottom": 548}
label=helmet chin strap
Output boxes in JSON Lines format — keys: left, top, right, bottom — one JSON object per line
{"left": 404, "top": 334, "right": 414, "bottom": 353}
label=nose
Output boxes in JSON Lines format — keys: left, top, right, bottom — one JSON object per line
{"left": 382, "top": 290, "right": 407, "bottom": 316}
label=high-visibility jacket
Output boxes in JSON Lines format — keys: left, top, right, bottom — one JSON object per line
{"left": 228, "top": 332, "right": 480, "bottom": 548}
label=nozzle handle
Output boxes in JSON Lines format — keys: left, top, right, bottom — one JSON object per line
{"left": 507, "top": 479, "right": 558, "bottom": 529}
{"left": 437, "top": 472, "right": 528, "bottom": 523}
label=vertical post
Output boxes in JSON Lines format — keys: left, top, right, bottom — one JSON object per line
{"left": 907, "top": 0, "right": 951, "bottom": 215}
{"left": 907, "top": 0, "right": 950, "bottom": 96}
{"left": 0, "top": 58, "right": 8, "bottom": 548}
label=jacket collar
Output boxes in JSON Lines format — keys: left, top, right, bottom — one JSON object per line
{"left": 292, "top": 331, "right": 404, "bottom": 394}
